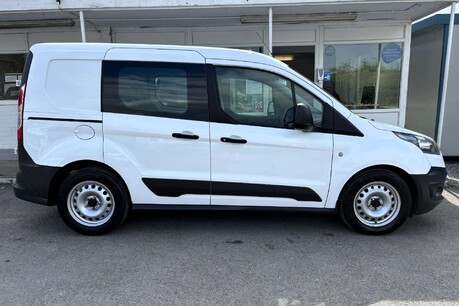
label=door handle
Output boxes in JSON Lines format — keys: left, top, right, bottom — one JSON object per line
{"left": 172, "top": 132, "right": 199, "bottom": 140}
{"left": 220, "top": 136, "right": 247, "bottom": 144}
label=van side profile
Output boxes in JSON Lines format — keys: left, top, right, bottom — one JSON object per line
{"left": 14, "top": 43, "right": 446, "bottom": 235}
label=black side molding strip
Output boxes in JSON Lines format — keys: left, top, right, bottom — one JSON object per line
{"left": 142, "top": 178, "right": 210, "bottom": 197}
{"left": 142, "top": 178, "right": 322, "bottom": 202}
{"left": 27, "top": 117, "right": 102, "bottom": 124}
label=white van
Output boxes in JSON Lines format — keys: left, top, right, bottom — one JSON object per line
{"left": 14, "top": 43, "right": 446, "bottom": 235}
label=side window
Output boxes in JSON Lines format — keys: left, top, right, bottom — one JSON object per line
{"left": 215, "top": 67, "right": 294, "bottom": 128}
{"left": 102, "top": 61, "right": 208, "bottom": 121}
{"left": 294, "top": 84, "right": 325, "bottom": 128}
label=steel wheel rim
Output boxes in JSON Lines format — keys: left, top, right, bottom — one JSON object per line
{"left": 353, "top": 181, "right": 401, "bottom": 228}
{"left": 67, "top": 181, "right": 115, "bottom": 227}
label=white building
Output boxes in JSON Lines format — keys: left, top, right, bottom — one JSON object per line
{"left": 0, "top": 0, "right": 455, "bottom": 152}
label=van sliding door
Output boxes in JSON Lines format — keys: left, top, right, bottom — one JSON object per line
{"left": 102, "top": 48, "right": 210, "bottom": 206}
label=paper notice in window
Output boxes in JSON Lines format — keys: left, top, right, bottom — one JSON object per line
{"left": 246, "top": 80, "right": 263, "bottom": 95}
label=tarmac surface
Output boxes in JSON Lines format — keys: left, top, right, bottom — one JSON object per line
{"left": 1, "top": 151, "right": 458, "bottom": 305}
{"left": 0, "top": 184, "right": 458, "bottom": 305}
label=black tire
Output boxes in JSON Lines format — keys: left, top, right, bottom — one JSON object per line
{"left": 57, "top": 167, "right": 130, "bottom": 235}
{"left": 338, "top": 169, "right": 412, "bottom": 235}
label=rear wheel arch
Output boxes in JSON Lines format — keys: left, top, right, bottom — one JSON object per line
{"left": 48, "top": 160, "right": 131, "bottom": 207}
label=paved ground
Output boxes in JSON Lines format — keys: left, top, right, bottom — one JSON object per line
{"left": 0, "top": 149, "right": 16, "bottom": 161}
{"left": 0, "top": 160, "right": 17, "bottom": 179}
{"left": 0, "top": 184, "right": 458, "bottom": 306}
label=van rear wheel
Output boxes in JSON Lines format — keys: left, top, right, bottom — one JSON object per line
{"left": 338, "top": 169, "right": 412, "bottom": 235}
{"left": 57, "top": 168, "right": 129, "bottom": 235}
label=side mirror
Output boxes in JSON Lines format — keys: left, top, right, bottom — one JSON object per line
{"left": 294, "top": 103, "right": 314, "bottom": 131}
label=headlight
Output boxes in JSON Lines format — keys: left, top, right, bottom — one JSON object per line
{"left": 393, "top": 132, "right": 440, "bottom": 155}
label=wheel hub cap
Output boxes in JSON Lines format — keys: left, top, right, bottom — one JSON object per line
{"left": 353, "top": 181, "right": 401, "bottom": 228}
{"left": 67, "top": 181, "right": 115, "bottom": 227}
{"left": 368, "top": 196, "right": 383, "bottom": 210}
{"left": 85, "top": 196, "right": 100, "bottom": 209}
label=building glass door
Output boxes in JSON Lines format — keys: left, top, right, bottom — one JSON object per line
{"left": 273, "top": 46, "right": 315, "bottom": 82}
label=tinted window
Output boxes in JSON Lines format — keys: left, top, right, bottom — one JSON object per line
{"left": 102, "top": 61, "right": 208, "bottom": 121}
{"left": 294, "top": 84, "right": 324, "bottom": 127}
{"left": 215, "top": 67, "right": 294, "bottom": 128}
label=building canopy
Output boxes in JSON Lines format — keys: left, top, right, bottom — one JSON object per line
{"left": 0, "top": 0, "right": 455, "bottom": 28}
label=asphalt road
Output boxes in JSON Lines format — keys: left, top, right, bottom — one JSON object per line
{"left": 1, "top": 184, "right": 458, "bottom": 306}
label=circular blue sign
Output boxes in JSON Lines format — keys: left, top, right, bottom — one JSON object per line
{"left": 325, "top": 45, "right": 335, "bottom": 57}
{"left": 381, "top": 43, "right": 402, "bottom": 64}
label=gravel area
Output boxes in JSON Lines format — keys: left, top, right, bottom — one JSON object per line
{"left": 446, "top": 159, "right": 459, "bottom": 188}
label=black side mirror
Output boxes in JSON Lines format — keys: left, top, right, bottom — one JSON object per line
{"left": 294, "top": 103, "right": 314, "bottom": 131}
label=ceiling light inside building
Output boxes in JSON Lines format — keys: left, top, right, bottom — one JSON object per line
{"left": 241, "top": 13, "right": 357, "bottom": 24}
{"left": 0, "top": 19, "right": 75, "bottom": 29}
{"left": 274, "top": 55, "right": 294, "bottom": 61}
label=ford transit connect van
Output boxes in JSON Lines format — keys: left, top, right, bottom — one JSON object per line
{"left": 14, "top": 43, "right": 446, "bottom": 235}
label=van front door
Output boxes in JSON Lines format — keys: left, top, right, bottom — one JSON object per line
{"left": 209, "top": 65, "right": 333, "bottom": 208}
{"left": 102, "top": 48, "right": 210, "bottom": 206}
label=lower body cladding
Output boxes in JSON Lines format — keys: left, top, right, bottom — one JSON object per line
{"left": 13, "top": 153, "right": 447, "bottom": 234}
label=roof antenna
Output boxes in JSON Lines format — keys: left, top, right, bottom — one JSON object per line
{"left": 256, "top": 32, "right": 272, "bottom": 56}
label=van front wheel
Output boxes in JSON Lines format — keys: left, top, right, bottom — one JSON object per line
{"left": 57, "top": 168, "right": 129, "bottom": 235}
{"left": 339, "top": 169, "right": 412, "bottom": 235}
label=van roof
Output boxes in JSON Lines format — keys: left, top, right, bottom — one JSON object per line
{"left": 30, "top": 42, "right": 289, "bottom": 69}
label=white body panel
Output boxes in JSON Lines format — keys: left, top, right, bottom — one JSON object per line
{"left": 23, "top": 45, "right": 104, "bottom": 166}
{"left": 103, "top": 114, "right": 210, "bottom": 205}
{"left": 23, "top": 116, "right": 103, "bottom": 166}
{"left": 210, "top": 123, "right": 332, "bottom": 207}
{"left": 22, "top": 43, "right": 444, "bottom": 210}
{"left": 324, "top": 114, "right": 441, "bottom": 209}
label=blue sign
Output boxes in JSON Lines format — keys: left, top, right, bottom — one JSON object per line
{"left": 325, "top": 45, "right": 335, "bottom": 57}
{"left": 324, "top": 71, "right": 331, "bottom": 81}
{"left": 381, "top": 43, "right": 402, "bottom": 64}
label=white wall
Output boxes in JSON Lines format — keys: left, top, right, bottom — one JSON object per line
{"left": 0, "top": 102, "right": 17, "bottom": 149}
{"left": 406, "top": 25, "right": 443, "bottom": 138}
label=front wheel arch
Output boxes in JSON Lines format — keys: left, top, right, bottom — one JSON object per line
{"left": 337, "top": 167, "right": 414, "bottom": 234}
{"left": 337, "top": 165, "right": 418, "bottom": 216}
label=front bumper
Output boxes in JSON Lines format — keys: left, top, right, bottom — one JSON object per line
{"left": 411, "top": 167, "right": 447, "bottom": 215}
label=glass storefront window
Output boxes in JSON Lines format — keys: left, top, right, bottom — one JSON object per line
{"left": 323, "top": 43, "right": 402, "bottom": 110}
{"left": 0, "top": 54, "right": 26, "bottom": 102}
